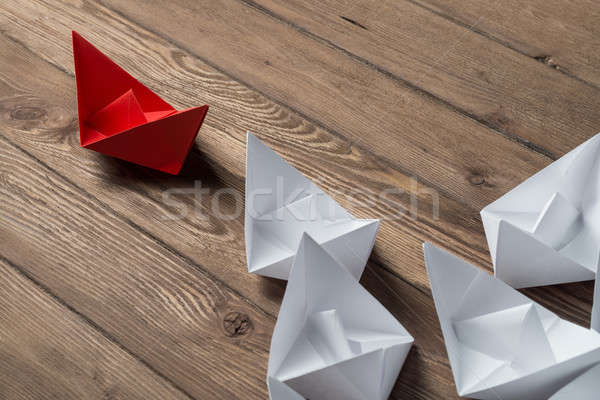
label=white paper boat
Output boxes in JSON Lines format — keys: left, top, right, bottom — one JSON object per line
{"left": 481, "top": 134, "right": 600, "bottom": 288}
{"left": 268, "top": 234, "right": 413, "bottom": 399}
{"left": 245, "top": 133, "right": 379, "bottom": 280}
{"left": 424, "top": 243, "right": 600, "bottom": 399}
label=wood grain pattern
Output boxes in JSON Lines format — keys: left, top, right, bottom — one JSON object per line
{"left": 249, "top": 0, "right": 600, "bottom": 158}
{"left": 0, "top": 257, "right": 190, "bottom": 400}
{"left": 0, "top": 132, "right": 275, "bottom": 399}
{"left": 0, "top": 107, "right": 459, "bottom": 399}
{"left": 98, "top": 0, "right": 556, "bottom": 210}
{"left": 0, "top": 29, "right": 458, "bottom": 399}
{"left": 412, "top": 0, "right": 600, "bottom": 88}
{"left": 0, "top": 0, "right": 491, "bottom": 304}
{"left": 0, "top": 0, "right": 597, "bottom": 399}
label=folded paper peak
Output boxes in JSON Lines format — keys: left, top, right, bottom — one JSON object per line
{"left": 424, "top": 243, "right": 600, "bottom": 400}
{"left": 244, "top": 132, "right": 380, "bottom": 280}
{"left": 72, "top": 31, "right": 209, "bottom": 174}
{"left": 481, "top": 134, "right": 600, "bottom": 288}
{"left": 268, "top": 234, "right": 413, "bottom": 400}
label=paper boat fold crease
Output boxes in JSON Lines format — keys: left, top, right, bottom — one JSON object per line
{"left": 72, "top": 31, "right": 209, "bottom": 174}
{"left": 424, "top": 243, "right": 600, "bottom": 400}
{"left": 268, "top": 234, "right": 413, "bottom": 400}
{"left": 244, "top": 132, "right": 379, "bottom": 280}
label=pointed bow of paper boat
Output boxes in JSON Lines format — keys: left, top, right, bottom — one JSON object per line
{"left": 268, "top": 234, "right": 413, "bottom": 400}
{"left": 72, "top": 31, "right": 209, "bottom": 175}
{"left": 481, "top": 133, "right": 600, "bottom": 288}
{"left": 424, "top": 243, "right": 600, "bottom": 400}
{"left": 244, "top": 132, "right": 380, "bottom": 281}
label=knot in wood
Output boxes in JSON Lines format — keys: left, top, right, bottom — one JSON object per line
{"left": 223, "top": 312, "right": 252, "bottom": 337}
{"left": 10, "top": 105, "right": 47, "bottom": 121}
{"left": 468, "top": 173, "right": 485, "bottom": 186}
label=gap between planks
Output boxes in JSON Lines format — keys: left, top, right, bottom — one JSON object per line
{"left": 0, "top": 253, "right": 198, "bottom": 400}
{"left": 0, "top": 131, "right": 275, "bottom": 321}
{"left": 403, "top": 0, "right": 600, "bottom": 91}
{"left": 235, "top": 0, "right": 560, "bottom": 160}
{"left": 0, "top": 17, "right": 474, "bottom": 301}
{"left": 96, "top": 0, "right": 558, "bottom": 164}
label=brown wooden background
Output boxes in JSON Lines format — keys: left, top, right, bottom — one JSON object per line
{"left": 0, "top": 0, "right": 598, "bottom": 398}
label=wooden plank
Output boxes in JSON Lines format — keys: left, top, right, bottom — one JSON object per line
{"left": 0, "top": 0, "right": 590, "bottom": 335}
{"left": 0, "top": 57, "right": 275, "bottom": 398}
{"left": 0, "top": 129, "right": 274, "bottom": 399}
{"left": 249, "top": 0, "right": 600, "bottom": 158}
{"left": 412, "top": 0, "right": 600, "bottom": 88}
{"left": 0, "top": 1, "right": 594, "bottom": 398}
{"left": 0, "top": 257, "right": 190, "bottom": 400}
{"left": 118, "top": 0, "right": 564, "bottom": 201}
{"left": 0, "top": 119, "right": 460, "bottom": 399}
{"left": 0, "top": 19, "right": 460, "bottom": 399}
{"left": 10, "top": 0, "right": 554, "bottom": 211}
{"left": 0, "top": 0, "right": 495, "bottom": 298}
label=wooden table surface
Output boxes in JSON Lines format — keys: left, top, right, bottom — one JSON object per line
{"left": 1, "top": 1, "right": 599, "bottom": 399}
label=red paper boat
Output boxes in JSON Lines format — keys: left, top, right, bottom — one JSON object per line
{"left": 72, "top": 31, "right": 209, "bottom": 174}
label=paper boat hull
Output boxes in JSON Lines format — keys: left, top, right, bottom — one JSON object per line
{"left": 85, "top": 106, "right": 208, "bottom": 174}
